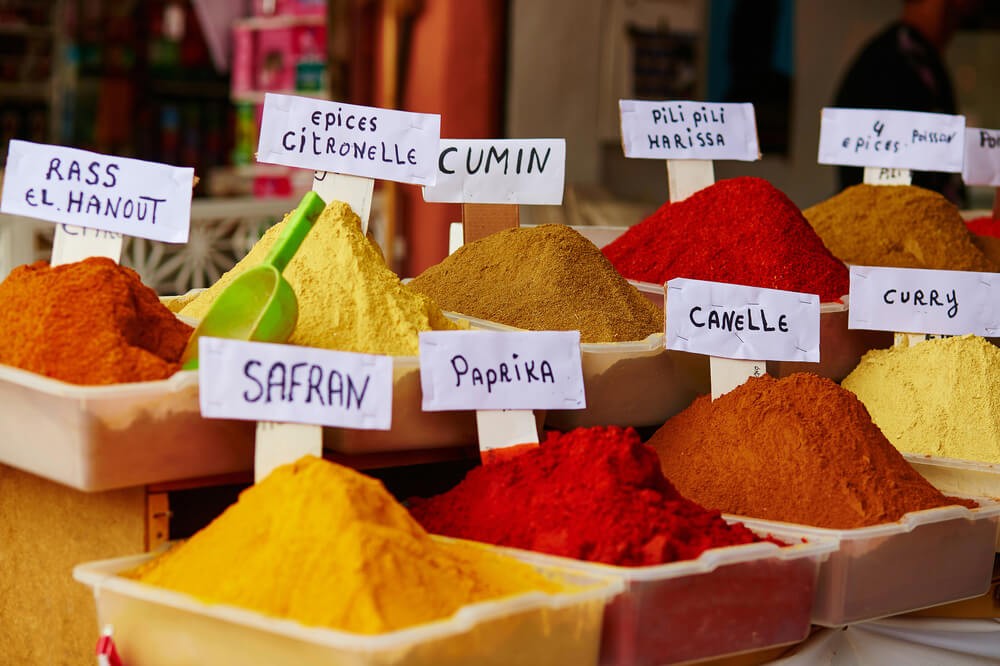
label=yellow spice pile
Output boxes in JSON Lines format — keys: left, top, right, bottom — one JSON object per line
{"left": 130, "top": 456, "right": 564, "bottom": 634}
{"left": 181, "top": 201, "right": 461, "bottom": 355}
{"left": 843, "top": 335, "right": 1000, "bottom": 463}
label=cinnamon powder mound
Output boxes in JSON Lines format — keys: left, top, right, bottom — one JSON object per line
{"left": 648, "top": 373, "right": 973, "bottom": 529}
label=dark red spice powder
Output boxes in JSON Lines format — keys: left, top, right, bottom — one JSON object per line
{"left": 967, "top": 216, "right": 1000, "bottom": 238}
{"left": 408, "top": 426, "right": 774, "bottom": 567}
{"left": 602, "top": 177, "right": 849, "bottom": 302}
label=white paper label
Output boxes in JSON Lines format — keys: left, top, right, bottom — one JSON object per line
{"left": 710, "top": 357, "right": 765, "bottom": 400}
{"left": 962, "top": 127, "right": 1000, "bottom": 186}
{"left": 863, "top": 167, "right": 912, "bottom": 185}
{"left": 257, "top": 93, "right": 441, "bottom": 185}
{"left": 848, "top": 265, "right": 1000, "bottom": 336}
{"left": 1, "top": 140, "right": 193, "bottom": 243}
{"left": 198, "top": 337, "right": 393, "bottom": 429}
{"left": 665, "top": 278, "right": 820, "bottom": 362}
{"left": 254, "top": 422, "right": 323, "bottom": 483}
{"left": 418, "top": 330, "right": 585, "bottom": 411}
{"left": 50, "top": 224, "right": 123, "bottom": 266}
{"left": 619, "top": 100, "right": 759, "bottom": 161}
{"left": 421, "top": 139, "right": 565, "bottom": 204}
{"left": 476, "top": 410, "right": 540, "bottom": 451}
{"left": 817, "top": 108, "right": 965, "bottom": 172}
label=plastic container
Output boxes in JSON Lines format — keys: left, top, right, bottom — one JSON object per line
{"left": 0, "top": 364, "right": 254, "bottom": 491}
{"left": 735, "top": 502, "right": 1000, "bottom": 627}
{"left": 633, "top": 282, "right": 893, "bottom": 382}
{"left": 905, "top": 454, "right": 1000, "bottom": 500}
{"left": 73, "top": 545, "right": 623, "bottom": 666}
{"left": 445, "top": 314, "right": 700, "bottom": 428}
{"left": 486, "top": 527, "right": 836, "bottom": 666}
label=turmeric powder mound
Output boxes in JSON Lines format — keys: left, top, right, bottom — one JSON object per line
{"left": 803, "top": 184, "right": 998, "bottom": 272}
{"left": 0, "top": 257, "right": 191, "bottom": 385}
{"left": 130, "top": 456, "right": 564, "bottom": 634}
{"left": 181, "top": 201, "right": 461, "bottom": 356}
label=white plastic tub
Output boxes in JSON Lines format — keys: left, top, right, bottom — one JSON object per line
{"left": 0, "top": 364, "right": 254, "bottom": 491}
{"left": 905, "top": 454, "right": 1000, "bottom": 500}
{"left": 634, "top": 282, "right": 893, "bottom": 382}
{"left": 74, "top": 545, "right": 623, "bottom": 666}
{"left": 735, "top": 502, "right": 1000, "bottom": 627}
{"left": 487, "top": 527, "right": 836, "bottom": 666}
{"left": 445, "top": 314, "right": 700, "bottom": 428}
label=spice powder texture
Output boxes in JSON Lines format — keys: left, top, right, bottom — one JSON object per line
{"left": 649, "top": 373, "right": 972, "bottom": 529}
{"left": 601, "top": 177, "right": 849, "bottom": 303}
{"left": 130, "top": 456, "right": 564, "bottom": 634}
{"left": 0, "top": 257, "right": 191, "bottom": 384}
{"left": 181, "top": 201, "right": 461, "bottom": 355}
{"left": 843, "top": 335, "right": 1000, "bottom": 464}
{"left": 409, "top": 426, "right": 771, "bottom": 566}
{"left": 408, "top": 224, "right": 662, "bottom": 343}
{"left": 803, "top": 184, "right": 998, "bottom": 272}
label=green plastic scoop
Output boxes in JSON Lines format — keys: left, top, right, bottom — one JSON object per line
{"left": 181, "top": 191, "right": 326, "bottom": 369}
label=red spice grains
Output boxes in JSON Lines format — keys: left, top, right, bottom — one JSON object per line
{"left": 409, "top": 426, "right": 772, "bottom": 566}
{"left": 602, "top": 177, "right": 849, "bottom": 302}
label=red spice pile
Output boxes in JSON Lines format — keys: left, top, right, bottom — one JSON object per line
{"left": 967, "top": 216, "right": 1000, "bottom": 238}
{"left": 602, "top": 177, "right": 849, "bottom": 302}
{"left": 408, "top": 426, "right": 772, "bottom": 566}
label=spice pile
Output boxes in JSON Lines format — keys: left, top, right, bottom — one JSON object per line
{"left": 649, "top": 373, "right": 971, "bottom": 529}
{"left": 601, "top": 177, "right": 849, "bottom": 303}
{"left": 408, "top": 225, "right": 662, "bottom": 343}
{"left": 409, "top": 426, "right": 770, "bottom": 566}
{"left": 803, "top": 185, "right": 997, "bottom": 272}
{"left": 131, "top": 456, "right": 563, "bottom": 634}
{"left": 843, "top": 336, "right": 1000, "bottom": 464}
{"left": 181, "top": 201, "right": 461, "bottom": 355}
{"left": 0, "top": 257, "right": 191, "bottom": 385}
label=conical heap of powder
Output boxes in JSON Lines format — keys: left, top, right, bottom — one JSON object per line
{"left": 409, "top": 426, "right": 772, "bottom": 566}
{"left": 181, "top": 201, "right": 461, "bottom": 355}
{"left": 408, "top": 224, "right": 662, "bottom": 343}
{"left": 601, "top": 177, "right": 849, "bottom": 303}
{"left": 843, "top": 336, "right": 1000, "bottom": 464}
{"left": 0, "top": 257, "right": 191, "bottom": 385}
{"left": 803, "top": 184, "right": 998, "bottom": 272}
{"left": 648, "top": 373, "right": 972, "bottom": 529}
{"left": 130, "top": 456, "right": 564, "bottom": 634}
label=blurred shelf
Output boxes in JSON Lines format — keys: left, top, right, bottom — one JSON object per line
{"left": 0, "top": 81, "right": 50, "bottom": 102}
{"left": 149, "top": 79, "right": 231, "bottom": 99}
{"left": 234, "top": 14, "right": 325, "bottom": 30}
{"left": 231, "top": 88, "right": 329, "bottom": 104}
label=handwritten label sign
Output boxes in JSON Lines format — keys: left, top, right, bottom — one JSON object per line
{"left": 418, "top": 330, "right": 585, "bottom": 411}
{"left": 422, "top": 139, "right": 565, "bottom": 204}
{"left": 818, "top": 108, "right": 965, "bottom": 172}
{"left": 1, "top": 140, "right": 193, "bottom": 243}
{"left": 619, "top": 100, "right": 759, "bottom": 161}
{"left": 198, "top": 337, "right": 393, "bottom": 429}
{"left": 665, "top": 278, "right": 820, "bottom": 362}
{"left": 962, "top": 127, "right": 1000, "bottom": 186}
{"left": 848, "top": 265, "right": 1000, "bottom": 336}
{"left": 257, "top": 93, "right": 441, "bottom": 185}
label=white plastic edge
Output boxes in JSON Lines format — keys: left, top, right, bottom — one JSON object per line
{"left": 632, "top": 280, "right": 851, "bottom": 313}
{"left": 903, "top": 453, "right": 1000, "bottom": 474}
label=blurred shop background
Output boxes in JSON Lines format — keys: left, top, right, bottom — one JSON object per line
{"left": 0, "top": 0, "right": 998, "bottom": 284}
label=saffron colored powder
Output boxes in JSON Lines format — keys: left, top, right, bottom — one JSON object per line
{"left": 602, "top": 177, "right": 849, "bottom": 302}
{"left": 409, "top": 426, "right": 771, "bottom": 567}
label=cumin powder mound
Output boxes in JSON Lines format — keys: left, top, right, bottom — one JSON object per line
{"left": 803, "top": 184, "right": 998, "bottom": 272}
{"left": 649, "top": 373, "right": 972, "bottom": 529}
{"left": 408, "top": 224, "right": 663, "bottom": 343}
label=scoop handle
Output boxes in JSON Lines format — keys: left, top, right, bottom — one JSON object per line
{"left": 262, "top": 191, "right": 326, "bottom": 273}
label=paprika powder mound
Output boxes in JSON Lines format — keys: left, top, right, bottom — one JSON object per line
{"left": 409, "top": 426, "right": 774, "bottom": 567}
{"left": 601, "top": 177, "right": 849, "bottom": 303}
{"left": 803, "top": 185, "right": 998, "bottom": 272}
{"left": 408, "top": 225, "right": 663, "bottom": 343}
{"left": 0, "top": 257, "right": 191, "bottom": 385}
{"left": 649, "top": 373, "right": 973, "bottom": 529}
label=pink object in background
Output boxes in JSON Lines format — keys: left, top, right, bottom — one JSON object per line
{"left": 253, "top": 0, "right": 325, "bottom": 17}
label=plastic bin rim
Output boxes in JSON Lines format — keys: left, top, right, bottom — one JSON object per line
{"left": 73, "top": 547, "right": 624, "bottom": 652}
{"left": 631, "top": 280, "right": 850, "bottom": 312}
{"left": 903, "top": 452, "right": 1000, "bottom": 473}
{"left": 0, "top": 362, "right": 201, "bottom": 398}
{"left": 727, "top": 498, "right": 1000, "bottom": 539}
{"left": 438, "top": 528, "right": 837, "bottom": 582}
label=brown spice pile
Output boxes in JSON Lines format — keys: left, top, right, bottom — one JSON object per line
{"left": 803, "top": 184, "right": 997, "bottom": 271}
{"left": 648, "top": 373, "right": 972, "bottom": 529}
{"left": 408, "top": 224, "right": 663, "bottom": 343}
{"left": 0, "top": 257, "right": 192, "bottom": 384}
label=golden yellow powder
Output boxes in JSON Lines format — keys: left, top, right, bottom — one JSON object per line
{"left": 842, "top": 335, "right": 1000, "bottom": 463}
{"left": 180, "top": 201, "right": 461, "bottom": 355}
{"left": 129, "top": 456, "right": 564, "bottom": 634}
{"left": 803, "top": 185, "right": 998, "bottom": 272}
